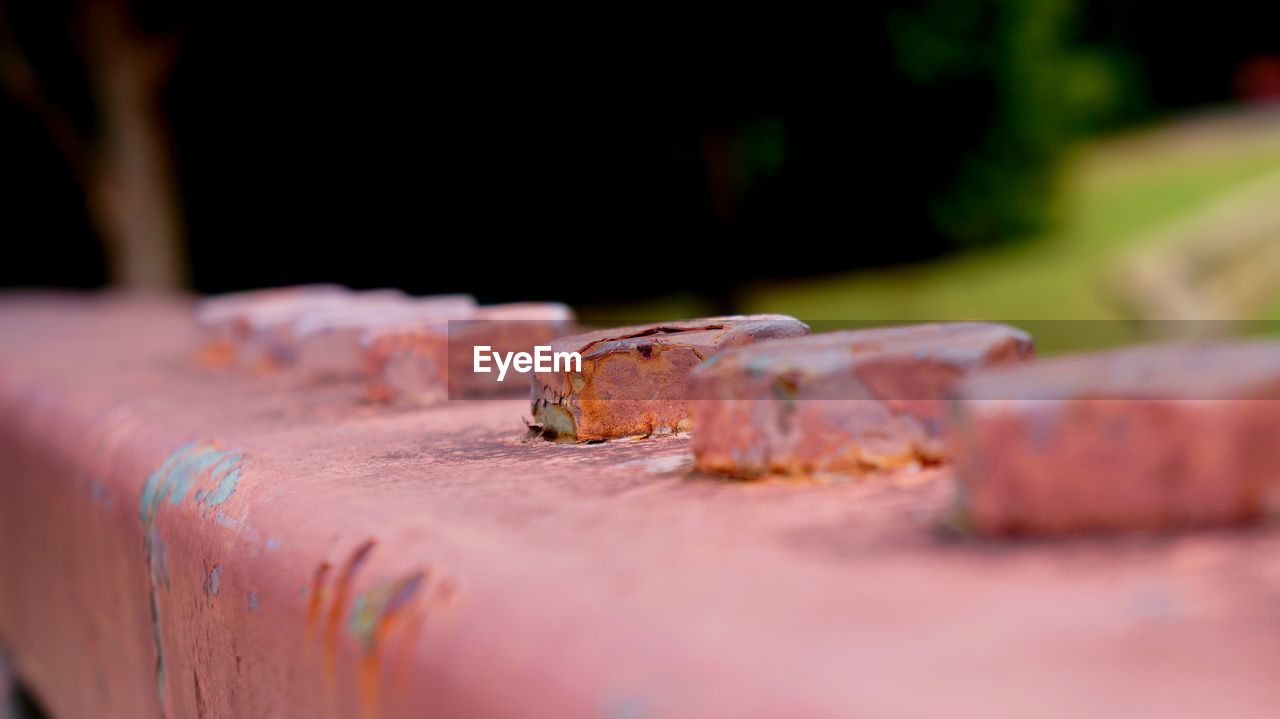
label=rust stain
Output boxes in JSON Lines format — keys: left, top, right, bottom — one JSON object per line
{"left": 354, "top": 571, "right": 427, "bottom": 719}
{"left": 324, "top": 540, "right": 377, "bottom": 685}
{"left": 385, "top": 574, "right": 459, "bottom": 715}
{"left": 306, "top": 538, "right": 458, "bottom": 718}
{"left": 305, "top": 560, "right": 332, "bottom": 639}
{"left": 386, "top": 611, "right": 425, "bottom": 712}
{"left": 194, "top": 341, "right": 236, "bottom": 367}
{"left": 532, "top": 317, "right": 806, "bottom": 442}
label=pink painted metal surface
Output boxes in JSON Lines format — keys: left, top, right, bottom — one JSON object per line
{"left": 2, "top": 294, "right": 1280, "bottom": 718}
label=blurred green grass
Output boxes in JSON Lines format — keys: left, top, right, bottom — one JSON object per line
{"left": 741, "top": 110, "right": 1280, "bottom": 325}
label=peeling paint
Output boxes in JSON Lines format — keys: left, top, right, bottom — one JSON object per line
{"left": 139, "top": 441, "right": 246, "bottom": 531}
{"left": 206, "top": 565, "right": 222, "bottom": 597}
{"left": 166, "top": 446, "right": 233, "bottom": 506}
{"left": 137, "top": 440, "right": 246, "bottom": 715}
{"left": 199, "top": 454, "right": 243, "bottom": 515}
{"left": 247, "top": 591, "right": 261, "bottom": 614}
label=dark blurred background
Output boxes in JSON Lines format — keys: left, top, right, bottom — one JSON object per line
{"left": 2, "top": 1, "right": 1279, "bottom": 314}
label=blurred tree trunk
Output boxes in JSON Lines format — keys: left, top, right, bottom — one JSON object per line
{"left": 0, "top": 0, "right": 186, "bottom": 290}
{"left": 83, "top": 0, "right": 186, "bottom": 290}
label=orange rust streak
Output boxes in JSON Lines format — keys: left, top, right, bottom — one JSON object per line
{"left": 306, "top": 561, "right": 332, "bottom": 639}
{"left": 387, "top": 612, "right": 425, "bottom": 713}
{"left": 357, "top": 612, "right": 396, "bottom": 719}
{"left": 325, "top": 540, "right": 377, "bottom": 685}
{"left": 359, "top": 571, "right": 428, "bottom": 719}
{"left": 194, "top": 341, "right": 236, "bottom": 367}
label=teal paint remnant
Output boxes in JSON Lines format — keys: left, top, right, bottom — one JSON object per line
{"left": 346, "top": 571, "right": 426, "bottom": 651}
{"left": 137, "top": 440, "right": 246, "bottom": 710}
{"left": 149, "top": 531, "right": 171, "bottom": 589}
{"left": 166, "top": 447, "right": 231, "bottom": 506}
{"left": 139, "top": 441, "right": 246, "bottom": 532}
{"left": 199, "top": 454, "right": 243, "bottom": 516}
{"left": 140, "top": 441, "right": 194, "bottom": 533}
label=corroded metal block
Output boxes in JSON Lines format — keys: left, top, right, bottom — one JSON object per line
{"left": 196, "top": 288, "right": 476, "bottom": 377}
{"left": 364, "top": 303, "right": 574, "bottom": 403}
{"left": 245, "top": 289, "right": 415, "bottom": 371}
{"left": 362, "top": 319, "right": 452, "bottom": 404}
{"left": 195, "top": 284, "right": 349, "bottom": 366}
{"left": 952, "top": 342, "right": 1280, "bottom": 535}
{"left": 447, "top": 303, "right": 576, "bottom": 398}
{"left": 689, "top": 322, "right": 1033, "bottom": 477}
{"left": 531, "top": 315, "right": 809, "bottom": 442}
{"left": 291, "top": 295, "right": 476, "bottom": 381}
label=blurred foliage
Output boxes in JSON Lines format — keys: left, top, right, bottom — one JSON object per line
{"left": 887, "top": 0, "right": 1141, "bottom": 249}
{"left": 743, "top": 112, "right": 1280, "bottom": 330}
{"left": 2, "top": 3, "right": 1273, "bottom": 299}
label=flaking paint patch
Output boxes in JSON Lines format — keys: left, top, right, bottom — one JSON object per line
{"left": 139, "top": 441, "right": 246, "bottom": 531}
{"left": 247, "top": 591, "right": 261, "bottom": 614}
{"left": 166, "top": 446, "right": 232, "bottom": 506}
{"left": 137, "top": 440, "right": 246, "bottom": 713}
{"left": 199, "top": 454, "right": 243, "bottom": 516}
{"left": 206, "top": 565, "right": 222, "bottom": 597}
